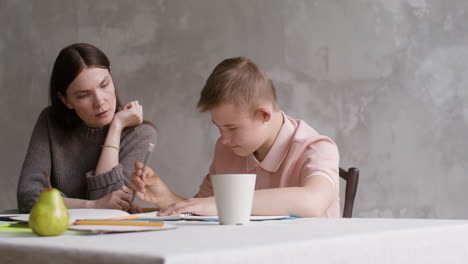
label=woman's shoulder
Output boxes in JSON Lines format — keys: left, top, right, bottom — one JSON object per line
{"left": 39, "top": 105, "right": 52, "bottom": 115}
{"left": 35, "top": 106, "right": 54, "bottom": 123}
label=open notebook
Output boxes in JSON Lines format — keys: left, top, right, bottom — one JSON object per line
{"left": 142, "top": 213, "right": 294, "bottom": 221}
{"left": 8, "top": 209, "right": 293, "bottom": 223}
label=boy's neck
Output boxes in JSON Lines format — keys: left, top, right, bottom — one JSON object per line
{"left": 254, "top": 111, "right": 284, "bottom": 162}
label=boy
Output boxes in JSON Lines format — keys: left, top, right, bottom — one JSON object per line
{"left": 125, "top": 57, "right": 340, "bottom": 217}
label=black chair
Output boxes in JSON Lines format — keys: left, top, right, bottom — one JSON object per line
{"left": 339, "top": 167, "right": 359, "bottom": 218}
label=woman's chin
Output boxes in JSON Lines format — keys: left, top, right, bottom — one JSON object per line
{"left": 85, "top": 117, "right": 113, "bottom": 128}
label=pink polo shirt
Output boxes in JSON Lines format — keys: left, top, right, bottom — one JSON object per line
{"left": 195, "top": 112, "right": 340, "bottom": 218}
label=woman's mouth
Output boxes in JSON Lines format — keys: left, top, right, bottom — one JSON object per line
{"left": 96, "top": 110, "right": 109, "bottom": 117}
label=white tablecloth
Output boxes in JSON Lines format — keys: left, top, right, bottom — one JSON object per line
{"left": 1, "top": 218, "right": 468, "bottom": 264}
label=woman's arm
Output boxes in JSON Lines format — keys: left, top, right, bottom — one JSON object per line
{"left": 17, "top": 109, "right": 53, "bottom": 213}
{"left": 86, "top": 113, "right": 156, "bottom": 203}
{"left": 94, "top": 122, "right": 123, "bottom": 175}
{"left": 63, "top": 197, "right": 94, "bottom": 209}
{"left": 63, "top": 187, "right": 134, "bottom": 212}
{"left": 94, "top": 101, "right": 143, "bottom": 175}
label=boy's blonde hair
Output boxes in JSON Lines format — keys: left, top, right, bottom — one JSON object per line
{"left": 197, "top": 57, "right": 279, "bottom": 112}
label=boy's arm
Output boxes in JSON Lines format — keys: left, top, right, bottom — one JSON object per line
{"left": 126, "top": 162, "right": 216, "bottom": 214}
{"left": 252, "top": 138, "right": 339, "bottom": 217}
{"left": 250, "top": 175, "right": 335, "bottom": 217}
{"left": 159, "top": 140, "right": 339, "bottom": 217}
{"left": 158, "top": 176, "right": 334, "bottom": 217}
{"left": 125, "top": 162, "right": 185, "bottom": 211}
{"left": 130, "top": 139, "right": 338, "bottom": 217}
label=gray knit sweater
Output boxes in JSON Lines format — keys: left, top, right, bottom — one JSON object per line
{"left": 17, "top": 107, "right": 157, "bottom": 213}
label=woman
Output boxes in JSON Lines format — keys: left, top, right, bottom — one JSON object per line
{"left": 17, "top": 43, "right": 157, "bottom": 213}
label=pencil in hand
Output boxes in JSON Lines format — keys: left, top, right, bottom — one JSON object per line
{"left": 131, "top": 142, "right": 155, "bottom": 203}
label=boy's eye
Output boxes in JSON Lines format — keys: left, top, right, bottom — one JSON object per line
{"left": 228, "top": 127, "right": 237, "bottom": 131}
{"left": 101, "top": 82, "right": 109, "bottom": 88}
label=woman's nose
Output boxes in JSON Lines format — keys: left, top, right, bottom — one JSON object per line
{"left": 94, "top": 92, "right": 105, "bottom": 107}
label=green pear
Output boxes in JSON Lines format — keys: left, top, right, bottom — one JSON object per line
{"left": 29, "top": 174, "right": 69, "bottom": 236}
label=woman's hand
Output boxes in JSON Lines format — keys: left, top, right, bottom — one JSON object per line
{"left": 123, "top": 162, "right": 184, "bottom": 211}
{"left": 111, "top": 100, "right": 143, "bottom": 130}
{"left": 158, "top": 197, "right": 217, "bottom": 216}
{"left": 91, "top": 186, "right": 140, "bottom": 212}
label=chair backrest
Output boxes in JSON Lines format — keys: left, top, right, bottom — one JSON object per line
{"left": 339, "top": 167, "right": 359, "bottom": 218}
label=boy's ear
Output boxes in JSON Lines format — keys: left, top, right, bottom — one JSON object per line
{"left": 256, "top": 107, "right": 272, "bottom": 123}
{"left": 58, "top": 92, "right": 73, "bottom": 109}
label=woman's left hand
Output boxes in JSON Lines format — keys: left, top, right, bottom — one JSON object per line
{"left": 112, "top": 100, "right": 143, "bottom": 129}
{"left": 92, "top": 187, "right": 141, "bottom": 213}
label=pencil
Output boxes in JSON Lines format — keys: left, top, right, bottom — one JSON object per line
{"left": 141, "top": 207, "right": 159, "bottom": 213}
{"left": 104, "top": 215, "right": 138, "bottom": 220}
{"left": 72, "top": 220, "right": 164, "bottom": 227}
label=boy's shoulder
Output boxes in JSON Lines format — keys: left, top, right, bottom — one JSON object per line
{"left": 283, "top": 113, "right": 319, "bottom": 141}
{"left": 284, "top": 113, "right": 337, "bottom": 152}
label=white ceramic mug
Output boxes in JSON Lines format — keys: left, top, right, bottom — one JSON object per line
{"left": 212, "top": 174, "right": 256, "bottom": 225}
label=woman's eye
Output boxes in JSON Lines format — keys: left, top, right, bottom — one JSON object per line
{"left": 77, "top": 93, "right": 88, "bottom": 99}
{"left": 102, "top": 82, "right": 109, "bottom": 87}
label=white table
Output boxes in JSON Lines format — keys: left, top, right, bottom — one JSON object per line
{"left": 1, "top": 217, "right": 468, "bottom": 264}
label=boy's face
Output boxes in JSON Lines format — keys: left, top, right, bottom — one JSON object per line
{"left": 210, "top": 103, "right": 268, "bottom": 157}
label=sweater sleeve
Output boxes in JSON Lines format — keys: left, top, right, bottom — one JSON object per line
{"left": 86, "top": 123, "right": 157, "bottom": 200}
{"left": 17, "top": 108, "right": 54, "bottom": 213}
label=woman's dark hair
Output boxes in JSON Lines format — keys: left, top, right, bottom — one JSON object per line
{"left": 49, "top": 43, "right": 123, "bottom": 129}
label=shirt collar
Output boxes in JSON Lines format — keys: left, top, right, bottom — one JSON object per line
{"left": 246, "top": 112, "right": 296, "bottom": 173}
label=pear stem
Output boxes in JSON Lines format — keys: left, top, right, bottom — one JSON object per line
{"left": 43, "top": 171, "right": 52, "bottom": 190}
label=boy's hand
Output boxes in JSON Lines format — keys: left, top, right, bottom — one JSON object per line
{"left": 158, "top": 197, "right": 217, "bottom": 216}
{"left": 124, "top": 162, "right": 184, "bottom": 210}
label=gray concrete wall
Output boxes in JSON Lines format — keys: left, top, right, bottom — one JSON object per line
{"left": 1, "top": 0, "right": 467, "bottom": 218}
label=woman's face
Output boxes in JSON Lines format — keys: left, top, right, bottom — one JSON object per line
{"left": 59, "top": 67, "right": 117, "bottom": 128}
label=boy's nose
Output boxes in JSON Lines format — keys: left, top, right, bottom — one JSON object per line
{"left": 220, "top": 133, "right": 231, "bottom": 145}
